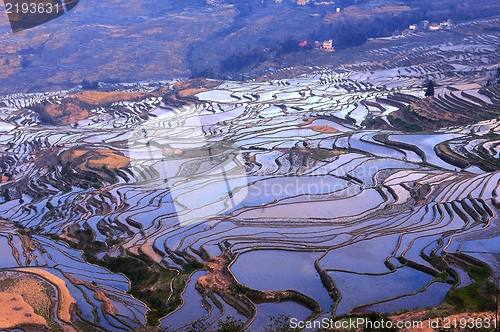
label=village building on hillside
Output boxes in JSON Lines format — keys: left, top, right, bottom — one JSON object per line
{"left": 429, "top": 23, "right": 440, "bottom": 31}
{"left": 405, "top": 19, "right": 452, "bottom": 35}
{"left": 323, "top": 39, "right": 334, "bottom": 51}
{"left": 315, "top": 39, "right": 334, "bottom": 51}
{"left": 440, "top": 19, "right": 452, "bottom": 29}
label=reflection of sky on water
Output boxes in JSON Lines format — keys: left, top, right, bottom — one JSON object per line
{"left": 251, "top": 301, "right": 311, "bottom": 331}
{"left": 231, "top": 250, "right": 334, "bottom": 311}
{"left": 359, "top": 282, "right": 453, "bottom": 314}
{"left": 161, "top": 270, "right": 208, "bottom": 329}
{"left": 331, "top": 267, "right": 434, "bottom": 315}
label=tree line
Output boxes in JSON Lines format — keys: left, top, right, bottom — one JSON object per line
{"left": 191, "top": 0, "right": 500, "bottom": 79}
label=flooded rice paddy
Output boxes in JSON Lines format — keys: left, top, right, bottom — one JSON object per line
{"left": 0, "top": 18, "right": 499, "bottom": 330}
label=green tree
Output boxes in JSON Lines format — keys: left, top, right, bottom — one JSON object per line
{"left": 264, "top": 314, "right": 295, "bottom": 332}
{"left": 216, "top": 316, "right": 247, "bottom": 332}
{"left": 425, "top": 80, "right": 435, "bottom": 97}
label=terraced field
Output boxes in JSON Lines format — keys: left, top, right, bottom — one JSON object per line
{"left": 0, "top": 17, "right": 499, "bottom": 331}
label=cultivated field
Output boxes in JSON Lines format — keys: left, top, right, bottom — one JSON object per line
{"left": 0, "top": 16, "right": 499, "bottom": 331}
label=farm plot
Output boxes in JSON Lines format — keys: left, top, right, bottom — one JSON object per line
{"left": 0, "top": 20, "right": 499, "bottom": 329}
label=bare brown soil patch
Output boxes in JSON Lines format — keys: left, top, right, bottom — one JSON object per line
{"left": 0, "top": 56, "right": 23, "bottom": 79}
{"left": 61, "top": 148, "right": 130, "bottom": 170}
{"left": 164, "top": 78, "right": 224, "bottom": 105}
{"left": 177, "top": 88, "right": 208, "bottom": 98}
{"left": 299, "top": 117, "right": 315, "bottom": 126}
{"left": 17, "top": 268, "right": 76, "bottom": 324}
{"left": 69, "top": 91, "right": 149, "bottom": 106}
{"left": 70, "top": 149, "right": 87, "bottom": 158}
{"left": 383, "top": 93, "right": 495, "bottom": 132}
{"left": 2, "top": 278, "right": 51, "bottom": 317}
{"left": 410, "top": 99, "right": 458, "bottom": 122}
{"left": 64, "top": 274, "right": 117, "bottom": 316}
{"left": 44, "top": 102, "right": 89, "bottom": 125}
{"left": 159, "top": 79, "right": 223, "bottom": 108}
{"left": 0, "top": 292, "right": 47, "bottom": 329}
{"left": 87, "top": 149, "right": 130, "bottom": 169}
{"left": 307, "top": 125, "right": 341, "bottom": 133}
{"left": 198, "top": 252, "right": 233, "bottom": 292}
{"left": 172, "top": 78, "right": 222, "bottom": 92}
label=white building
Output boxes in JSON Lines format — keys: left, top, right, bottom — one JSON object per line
{"left": 429, "top": 23, "right": 440, "bottom": 31}
{"left": 440, "top": 19, "right": 452, "bottom": 28}
{"left": 322, "top": 39, "right": 334, "bottom": 51}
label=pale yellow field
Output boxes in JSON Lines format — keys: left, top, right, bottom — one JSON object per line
{"left": 87, "top": 149, "right": 130, "bottom": 169}
{"left": 307, "top": 125, "right": 341, "bottom": 133}
{"left": 70, "top": 91, "right": 149, "bottom": 105}
{"left": 0, "top": 292, "right": 47, "bottom": 329}
{"left": 17, "top": 268, "right": 76, "bottom": 324}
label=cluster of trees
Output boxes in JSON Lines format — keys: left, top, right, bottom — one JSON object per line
{"left": 210, "top": 5, "right": 439, "bottom": 78}
{"left": 217, "top": 8, "right": 420, "bottom": 76}
{"left": 30, "top": 104, "right": 57, "bottom": 125}
{"left": 193, "top": 0, "right": 500, "bottom": 79}
{"left": 313, "top": 10, "right": 426, "bottom": 50}
{"left": 486, "top": 67, "right": 500, "bottom": 86}
{"left": 421, "top": 1, "right": 500, "bottom": 23}
{"left": 81, "top": 79, "right": 99, "bottom": 90}
{"left": 220, "top": 48, "right": 268, "bottom": 74}
{"left": 218, "top": 38, "right": 308, "bottom": 75}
